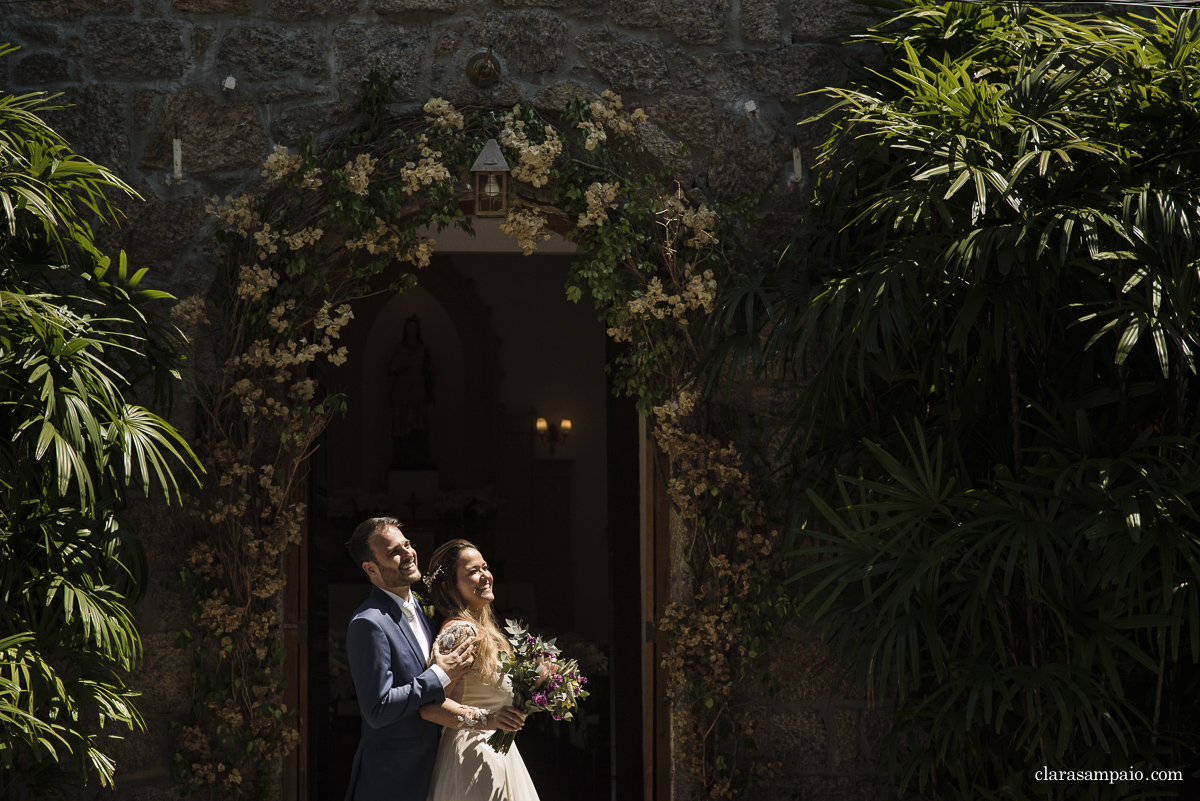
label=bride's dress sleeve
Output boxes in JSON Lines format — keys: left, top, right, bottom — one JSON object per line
{"left": 434, "top": 620, "right": 478, "bottom": 653}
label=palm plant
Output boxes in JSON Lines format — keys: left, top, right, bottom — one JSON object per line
{"left": 0, "top": 44, "right": 199, "bottom": 798}
{"left": 708, "top": 3, "right": 1200, "bottom": 797}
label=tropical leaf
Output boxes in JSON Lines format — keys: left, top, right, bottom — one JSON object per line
{"left": 0, "top": 50, "right": 197, "bottom": 797}
{"left": 724, "top": 2, "right": 1200, "bottom": 797}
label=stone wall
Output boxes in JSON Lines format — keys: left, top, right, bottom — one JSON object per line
{"left": 0, "top": 0, "right": 855, "bottom": 286}
{"left": 0, "top": 0, "right": 880, "bottom": 797}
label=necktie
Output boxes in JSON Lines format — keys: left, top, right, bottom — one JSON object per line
{"left": 402, "top": 600, "right": 430, "bottom": 659}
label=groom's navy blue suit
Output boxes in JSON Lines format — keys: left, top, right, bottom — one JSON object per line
{"left": 345, "top": 586, "right": 446, "bottom": 801}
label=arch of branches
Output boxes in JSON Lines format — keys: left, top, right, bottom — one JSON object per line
{"left": 168, "top": 78, "right": 794, "bottom": 800}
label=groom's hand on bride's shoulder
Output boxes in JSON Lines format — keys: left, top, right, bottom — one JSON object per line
{"left": 434, "top": 635, "right": 475, "bottom": 681}
{"left": 490, "top": 706, "right": 526, "bottom": 733}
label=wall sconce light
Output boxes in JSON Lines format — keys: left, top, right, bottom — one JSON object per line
{"left": 535, "top": 417, "right": 571, "bottom": 455}
{"left": 470, "top": 138, "right": 510, "bottom": 218}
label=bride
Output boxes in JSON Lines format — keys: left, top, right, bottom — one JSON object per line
{"left": 420, "top": 538, "right": 547, "bottom": 801}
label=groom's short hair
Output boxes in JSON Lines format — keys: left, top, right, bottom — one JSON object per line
{"left": 348, "top": 516, "right": 404, "bottom": 576}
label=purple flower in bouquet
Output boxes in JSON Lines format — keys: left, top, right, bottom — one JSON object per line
{"left": 486, "top": 619, "right": 591, "bottom": 754}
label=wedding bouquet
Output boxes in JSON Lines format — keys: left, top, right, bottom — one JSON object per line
{"left": 486, "top": 619, "right": 589, "bottom": 754}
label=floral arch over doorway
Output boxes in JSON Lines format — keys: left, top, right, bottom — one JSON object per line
{"left": 170, "top": 76, "right": 787, "bottom": 800}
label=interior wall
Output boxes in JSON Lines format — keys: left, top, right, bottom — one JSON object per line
{"left": 448, "top": 252, "right": 610, "bottom": 642}
{"left": 320, "top": 246, "right": 610, "bottom": 644}
{"left": 359, "top": 285, "right": 467, "bottom": 490}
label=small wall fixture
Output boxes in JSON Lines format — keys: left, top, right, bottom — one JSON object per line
{"left": 471, "top": 138, "right": 510, "bottom": 218}
{"left": 167, "top": 128, "right": 184, "bottom": 184}
{"left": 535, "top": 417, "right": 571, "bottom": 455}
{"left": 466, "top": 43, "right": 501, "bottom": 88}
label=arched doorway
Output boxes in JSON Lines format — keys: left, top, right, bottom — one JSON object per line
{"left": 296, "top": 224, "right": 644, "bottom": 800}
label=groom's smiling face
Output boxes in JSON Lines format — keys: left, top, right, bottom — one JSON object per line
{"left": 366, "top": 525, "right": 421, "bottom": 592}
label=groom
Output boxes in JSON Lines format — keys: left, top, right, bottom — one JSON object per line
{"left": 344, "top": 516, "right": 474, "bottom": 801}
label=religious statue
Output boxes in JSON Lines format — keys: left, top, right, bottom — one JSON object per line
{"left": 389, "top": 314, "right": 435, "bottom": 469}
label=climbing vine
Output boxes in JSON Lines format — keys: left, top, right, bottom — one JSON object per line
{"left": 168, "top": 75, "right": 794, "bottom": 800}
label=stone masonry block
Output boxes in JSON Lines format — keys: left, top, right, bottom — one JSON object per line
{"left": 428, "top": 18, "right": 484, "bottom": 61}
{"left": 791, "top": 0, "right": 857, "bottom": 41}
{"left": 608, "top": 0, "right": 663, "bottom": 27}
{"left": 173, "top": 0, "right": 250, "bottom": 14}
{"left": 94, "top": 737, "right": 159, "bottom": 788}
{"left": 437, "top": 73, "right": 525, "bottom": 108}
{"left": 497, "top": 0, "right": 601, "bottom": 9}
{"left": 835, "top": 707, "right": 859, "bottom": 772}
{"left": 334, "top": 23, "right": 429, "bottom": 102}
{"left": 574, "top": 29, "right": 669, "bottom": 93}
{"left": 122, "top": 499, "right": 193, "bottom": 575}
{"left": 667, "top": 0, "right": 729, "bottom": 44}
{"left": 372, "top": 0, "right": 457, "bottom": 14}
{"left": 41, "top": 84, "right": 128, "bottom": 171}
{"left": 216, "top": 26, "right": 328, "bottom": 82}
{"left": 484, "top": 10, "right": 569, "bottom": 75}
{"left": 95, "top": 183, "right": 206, "bottom": 274}
{"left": 860, "top": 706, "right": 891, "bottom": 766}
{"left": 11, "top": 23, "right": 60, "bottom": 45}
{"left": 647, "top": 94, "right": 716, "bottom": 148}
{"left": 756, "top": 703, "right": 827, "bottom": 772}
{"left": 707, "top": 117, "right": 782, "bottom": 200}
{"left": 631, "top": 121, "right": 691, "bottom": 181}
{"left": 15, "top": 53, "right": 71, "bottom": 84}
{"left": 136, "top": 572, "right": 192, "bottom": 635}
{"left": 751, "top": 44, "right": 844, "bottom": 102}
{"left": 86, "top": 20, "right": 186, "bottom": 80}
{"left": 96, "top": 778, "right": 182, "bottom": 801}
{"left": 271, "top": 101, "right": 356, "bottom": 145}
{"left": 767, "top": 637, "right": 861, "bottom": 701}
{"left": 693, "top": 45, "right": 842, "bottom": 103}
{"left": 535, "top": 81, "right": 598, "bottom": 111}
{"left": 741, "top": 0, "right": 783, "bottom": 44}
{"left": 267, "top": 0, "right": 357, "bottom": 18}
{"left": 132, "top": 89, "right": 158, "bottom": 131}
{"left": 611, "top": 0, "right": 727, "bottom": 42}
{"left": 142, "top": 89, "right": 266, "bottom": 175}
{"left": 132, "top": 632, "right": 193, "bottom": 711}
{"left": 23, "top": 0, "right": 131, "bottom": 21}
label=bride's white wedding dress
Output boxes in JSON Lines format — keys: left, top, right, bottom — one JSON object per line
{"left": 426, "top": 669, "right": 541, "bottom": 801}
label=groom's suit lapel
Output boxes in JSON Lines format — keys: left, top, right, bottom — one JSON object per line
{"left": 373, "top": 586, "right": 425, "bottom": 666}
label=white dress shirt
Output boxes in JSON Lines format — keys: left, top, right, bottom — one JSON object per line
{"left": 381, "top": 586, "right": 450, "bottom": 687}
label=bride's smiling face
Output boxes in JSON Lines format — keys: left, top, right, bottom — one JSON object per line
{"left": 456, "top": 548, "right": 494, "bottom": 611}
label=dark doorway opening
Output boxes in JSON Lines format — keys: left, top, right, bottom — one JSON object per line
{"left": 302, "top": 252, "right": 642, "bottom": 801}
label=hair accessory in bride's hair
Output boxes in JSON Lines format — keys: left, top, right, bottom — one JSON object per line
{"left": 436, "top": 620, "right": 478, "bottom": 652}
{"left": 456, "top": 706, "right": 487, "bottom": 730}
{"left": 421, "top": 564, "right": 444, "bottom": 590}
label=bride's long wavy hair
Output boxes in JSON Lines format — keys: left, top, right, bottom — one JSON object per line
{"left": 424, "top": 538, "right": 508, "bottom": 686}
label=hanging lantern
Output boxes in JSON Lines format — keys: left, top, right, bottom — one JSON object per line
{"left": 470, "top": 138, "right": 510, "bottom": 218}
